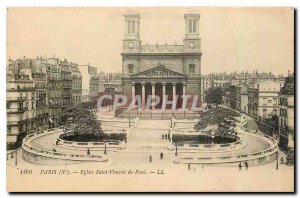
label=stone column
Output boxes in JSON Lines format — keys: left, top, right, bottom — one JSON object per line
{"left": 172, "top": 82, "right": 177, "bottom": 110}
{"left": 141, "top": 82, "right": 145, "bottom": 109}
{"left": 131, "top": 82, "right": 135, "bottom": 106}
{"left": 162, "top": 82, "right": 166, "bottom": 106}
{"left": 151, "top": 82, "right": 156, "bottom": 110}
{"left": 182, "top": 82, "right": 187, "bottom": 111}
{"left": 182, "top": 82, "right": 186, "bottom": 96}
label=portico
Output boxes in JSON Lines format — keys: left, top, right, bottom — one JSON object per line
{"left": 131, "top": 81, "right": 187, "bottom": 109}
{"left": 129, "top": 66, "right": 187, "bottom": 109}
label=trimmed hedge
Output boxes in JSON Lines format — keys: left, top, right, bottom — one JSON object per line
{"left": 60, "top": 132, "right": 127, "bottom": 142}
{"left": 172, "top": 134, "right": 237, "bottom": 144}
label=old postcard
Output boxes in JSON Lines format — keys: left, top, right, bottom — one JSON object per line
{"left": 6, "top": 7, "right": 294, "bottom": 192}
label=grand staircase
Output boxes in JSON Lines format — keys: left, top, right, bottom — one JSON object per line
{"left": 125, "top": 120, "right": 171, "bottom": 152}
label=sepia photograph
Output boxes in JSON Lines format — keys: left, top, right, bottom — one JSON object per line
{"left": 5, "top": 6, "right": 294, "bottom": 192}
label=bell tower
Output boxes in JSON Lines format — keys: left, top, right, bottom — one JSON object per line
{"left": 123, "top": 13, "right": 141, "bottom": 53}
{"left": 183, "top": 14, "right": 201, "bottom": 52}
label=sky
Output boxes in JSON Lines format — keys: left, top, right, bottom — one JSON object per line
{"left": 7, "top": 7, "right": 294, "bottom": 75}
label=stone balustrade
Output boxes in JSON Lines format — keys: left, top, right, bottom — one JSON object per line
{"left": 175, "top": 125, "right": 278, "bottom": 166}
{"left": 22, "top": 129, "right": 108, "bottom": 165}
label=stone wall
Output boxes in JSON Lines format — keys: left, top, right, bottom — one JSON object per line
{"left": 122, "top": 55, "right": 201, "bottom": 76}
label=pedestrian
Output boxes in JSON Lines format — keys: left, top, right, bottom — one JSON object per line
{"left": 280, "top": 157, "right": 284, "bottom": 164}
{"left": 245, "top": 161, "right": 248, "bottom": 170}
{"left": 149, "top": 155, "right": 152, "bottom": 163}
{"left": 239, "top": 163, "right": 242, "bottom": 171}
{"left": 87, "top": 148, "right": 90, "bottom": 155}
{"left": 188, "top": 164, "right": 191, "bottom": 171}
{"left": 202, "top": 165, "right": 204, "bottom": 170}
{"left": 160, "top": 152, "right": 164, "bottom": 159}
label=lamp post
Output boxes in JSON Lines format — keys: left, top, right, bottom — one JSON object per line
{"left": 104, "top": 141, "right": 107, "bottom": 155}
{"left": 128, "top": 108, "right": 131, "bottom": 128}
{"left": 14, "top": 151, "right": 17, "bottom": 166}
{"left": 276, "top": 151, "right": 279, "bottom": 170}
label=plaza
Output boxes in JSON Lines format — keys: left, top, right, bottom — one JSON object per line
{"left": 6, "top": 109, "right": 294, "bottom": 192}
{"left": 7, "top": 108, "right": 280, "bottom": 166}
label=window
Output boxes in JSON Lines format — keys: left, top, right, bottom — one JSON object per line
{"left": 263, "top": 109, "right": 267, "bottom": 117}
{"left": 128, "top": 64, "right": 134, "bottom": 74}
{"left": 262, "top": 98, "right": 267, "bottom": 105}
{"left": 284, "top": 119, "right": 287, "bottom": 127}
{"left": 132, "top": 21, "right": 135, "bottom": 34}
{"left": 128, "top": 21, "right": 132, "bottom": 34}
{"left": 128, "top": 21, "right": 135, "bottom": 34}
{"left": 193, "top": 20, "right": 197, "bottom": 33}
{"left": 7, "top": 126, "right": 11, "bottom": 133}
{"left": 189, "top": 64, "right": 195, "bottom": 74}
{"left": 273, "top": 98, "right": 277, "bottom": 106}
{"left": 188, "top": 20, "right": 197, "bottom": 33}
{"left": 189, "top": 20, "right": 193, "bottom": 33}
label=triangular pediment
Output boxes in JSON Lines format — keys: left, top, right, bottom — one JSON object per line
{"left": 131, "top": 66, "right": 187, "bottom": 79}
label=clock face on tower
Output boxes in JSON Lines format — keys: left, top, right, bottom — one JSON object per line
{"left": 189, "top": 41, "right": 195, "bottom": 49}
{"left": 128, "top": 42, "right": 134, "bottom": 49}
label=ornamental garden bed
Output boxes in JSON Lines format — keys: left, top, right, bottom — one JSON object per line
{"left": 59, "top": 132, "right": 126, "bottom": 142}
{"left": 172, "top": 134, "right": 238, "bottom": 144}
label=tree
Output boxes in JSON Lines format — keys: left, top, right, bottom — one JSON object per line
{"left": 58, "top": 106, "right": 104, "bottom": 137}
{"left": 194, "top": 107, "right": 241, "bottom": 133}
{"left": 204, "top": 87, "right": 224, "bottom": 107}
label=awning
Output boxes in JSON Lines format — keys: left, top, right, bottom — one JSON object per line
{"left": 48, "top": 118, "right": 53, "bottom": 123}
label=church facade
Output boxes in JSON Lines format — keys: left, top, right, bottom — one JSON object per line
{"left": 121, "top": 13, "right": 202, "bottom": 109}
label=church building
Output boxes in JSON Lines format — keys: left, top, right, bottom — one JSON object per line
{"left": 121, "top": 13, "right": 202, "bottom": 109}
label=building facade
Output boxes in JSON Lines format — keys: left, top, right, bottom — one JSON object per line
{"left": 32, "top": 70, "right": 48, "bottom": 132}
{"left": 278, "top": 75, "right": 294, "bottom": 150}
{"left": 71, "top": 63, "right": 82, "bottom": 105}
{"left": 200, "top": 74, "right": 213, "bottom": 101}
{"left": 61, "top": 60, "right": 73, "bottom": 109}
{"left": 46, "top": 58, "right": 62, "bottom": 128}
{"left": 248, "top": 80, "right": 282, "bottom": 118}
{"left": 78, "top": 64, "right": 99, "bottom": 104}
{"left": 7, "top": 56, "right": 83, "bottom": 148}
{"left": 121, "top": 13, "right": 202, "bottom": 109}
{"left": 7, "top": 68, "right": 35, "bottom": 148}
{"left": 235, "top": 85, "right": 248, "bottom": 113}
